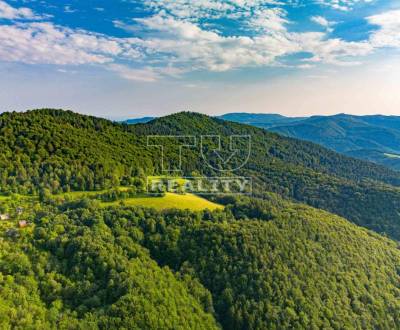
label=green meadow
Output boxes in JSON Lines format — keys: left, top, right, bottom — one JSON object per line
{"left": 58, "top": 186, "right": 130, "bottom": 200}
{"left": 100, "top": 192, "right": 224, "bottom": 211}
{"left": 0, "top": 188, "right": 224, "bottom": 212}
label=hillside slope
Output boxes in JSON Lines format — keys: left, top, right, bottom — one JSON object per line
{"left": 2, "top": 195, "right": 399, "bottom": 329}
{"left": 136, "top": 112, "right": 400, "bottom": 239}
{"left": 0, "top": 203, "right": 219, "bottom": 329}
{"left": 270, "top": 114, "right": 400, "bottom": 169}
{"left": 218, "top": 113, "right": 304, "bottom": 127}
{"left": 221, "top": 112, "right": 400, "bottom": 169}
{"left": 121, "top": 117, "right": 155, "bottom": 124}
{"left": 141, "top": 195, "right": 400, "bottom": 329}
{"left": 2, "top": 110, "right": 400, "bottom": 239}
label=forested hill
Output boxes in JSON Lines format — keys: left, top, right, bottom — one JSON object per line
{"left": 219, "top": 112, "right": 400, "bottom": 170}
{"left": 135, "top": 112, "right": 400, "bottom": 239}
{"left": 1, "top": 194, "right": 400, "bottom": 328}
{"left": 1, "top": 109, "right": 400, "bottom": 329}
{"left": 2, "top": 109, "right": 400, "bottom": 239}
{"left": 135, "top": 112, "right": 400, "bottom": 185}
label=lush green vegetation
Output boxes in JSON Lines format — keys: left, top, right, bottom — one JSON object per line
{"left": 1, "top": 109, "right": 400, "bottom": 329}
{"left": 0, "top": 109, "right": 153, "bottom": 194}
{"left": 3, "top": 109, "right": 400, "bottom": 240}
{"left": 100, "top": 192, "right": 224, "bottom": 211}
{"left": 0, "top": 195, "right": 399, "bottom": 329}
{"left": 0, "top": 207, "right": 219, "bottom": 329}
{"left": 135, "top": 111, "right": 400, "bottom": 240}
{"left": 0, "top": 188, "right": 223, "bottom": 213}
{"left": 221, "top": 112, "right": 400, "bottom": 170}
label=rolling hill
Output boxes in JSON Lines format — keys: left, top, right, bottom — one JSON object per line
{"left": 2, "top": 109, "right": 400, "bottom": 240}
{"left": 1, "top": 192, "right": 400, "bottom": 329}
{"left": 221, "top": 113, "right": 400, "bottom": 170}
{"left": 218, "top": 113, "right": 304, "bottom": 127}
{"left": 120, "top": 116, "right": 155, "bottom": 124}
{"left": 1, "top": 109, "right": 400, "bottom": 329}
{"left": 135, "top": 112, "right": 400, "bottom": 239}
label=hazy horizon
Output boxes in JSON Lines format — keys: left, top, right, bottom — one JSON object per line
{"left": 4, "top": 108, "right": 400, "bottom": 122}
{"left": 1, "top": 1, "right": 400, "bottom": 118}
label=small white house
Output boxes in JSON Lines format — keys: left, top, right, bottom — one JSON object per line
{"left": 18, "top": 220, "right": 28, "bottom": 228}
{"left": 0, "top": 214, "right": 10, "bottom": 220}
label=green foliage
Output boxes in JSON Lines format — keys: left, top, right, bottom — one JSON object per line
{"left": 2, "top": 109, "right": 400, "bottom": 329}
{"left": 100, "top": 192, "right": 224, "bottom": 211}
{"left": 0, "top": 109, "right": 153, "bottom": 195}
{"left": 0, "top": 205, "right": 219, "bottom": 329}
{"left": 2, "top": 194, "right": 400, "bottom": 329}
{"left": 135, "top": 111, "right": 400, "bottom": 240}
{"left": 135, "top": 196, "right": 400, "bottom": 329}
{"left": 3, "top": 109, "right": 400, "bottom": 239}
{"left": 2, "top": 109, "right": 400, "bottom": 240}
{"left": 221, "top": 112, "right": 400, "bottom": 170}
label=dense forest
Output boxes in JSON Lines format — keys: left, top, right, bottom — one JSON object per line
{"left": 1, "top": 109, "right": 400, "bottom": 329}
{"left": 1, "top": 109, "right": 400, "bottom": 239}
{"left": 1, "top": 195, "right": 400, "bottom": 329}
{"left": 219, "top": 112, "right": 400, "bottom": 170}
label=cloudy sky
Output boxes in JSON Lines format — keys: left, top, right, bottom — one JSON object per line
{"left": 1, "top": 0, "right": 400, "bottom": 118}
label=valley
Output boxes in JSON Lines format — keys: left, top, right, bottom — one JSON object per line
{"left": 220, "top": 113, "right": 400, "bottom": 170}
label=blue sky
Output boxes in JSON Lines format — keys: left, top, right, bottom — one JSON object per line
{"left": 1, "top": 0, "right": 400, "bottom": 118}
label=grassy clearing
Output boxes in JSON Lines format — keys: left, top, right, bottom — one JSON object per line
{"left": 0, "top": 194, "right": 36, "bottom": 205}
{"left": 59, "top": 186, "right": 130, "bottom": 200}
{"left": 100, "top": 192, "right": 224, "bottom": 211}
{"left": 0, "top": 195, "right": 10, "bottom": 201}
{"left": 0, "top": 186, "right": 224, "bottom": 212}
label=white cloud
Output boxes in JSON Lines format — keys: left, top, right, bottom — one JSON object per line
{"left": 298, "top": 63, "right": 315, "bottom": 69}
{"left": 144, "top": 0, "right": 233, "bottom": 20}
{"left": 144, "top": 0, "right": 369, "bottom": 17}
{"left": 129, "top": 9, "right": 376, "bottom": 72}
{"left": 0, "top": 0, "right": 43, "bottom": 20}
{"left": 64, "top": 6, "right": 77, "bottom": 14}
{"left": 143, "top": 0, "right": 284, "bottom": 21}
{"left": 0, "top": 22, "right": 141, "bottom": 65}
{"left": 108, "top": 64, "right": 160, "bottom": 82}
{"left": 311, "top": 16, "right": 334, "bottom": 30}
{"left": 1, "top": 0, "right": 399, "bottom": 83}
{"left": 248, "top": 8, "right": 289, "bottom": 33}
{"left": 123, "top": 0, "right": 381, "bottom": 74}
{"left": 367, "top": 10, "right": 400, "bottom": 48}
{"left": 316, "top": 0, "right": 373, "bottom": 11}
{"left": 299, "top": 34, "right": 372, "bottom": 65}
{"left": 133, "top": 13, "right": 301, "bottom": 72}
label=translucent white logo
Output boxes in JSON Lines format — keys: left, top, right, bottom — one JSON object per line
{"left": 146, "top": 135, "right": 252, "bottom": 195}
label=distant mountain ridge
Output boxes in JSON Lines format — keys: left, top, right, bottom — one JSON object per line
{"left": 121, "top": 117, "right": 155, "bottom": 124}
{"left": 219, "top": 113, "right": 400, "bottom": 170}
{"left": 218, "top": 113, "right": 305, "bottom": 127}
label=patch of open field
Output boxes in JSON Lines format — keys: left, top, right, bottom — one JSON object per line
{"left": 100, "top": 192, "right": 224, "bottom": 211}
{"left": 59, "top": 186, "right": 130, "bottom": 200}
